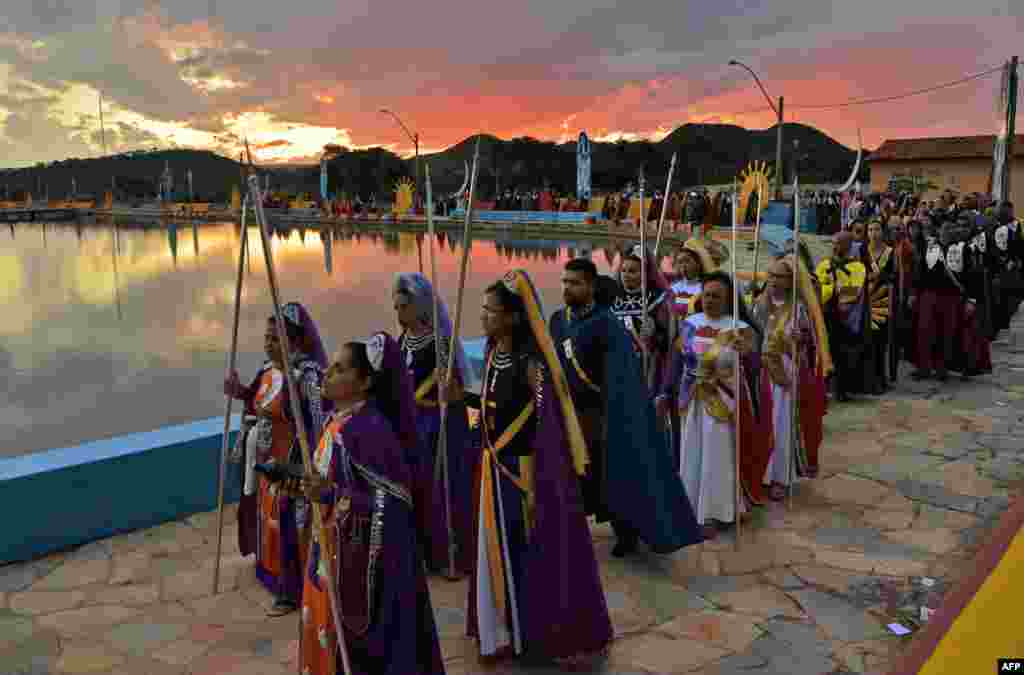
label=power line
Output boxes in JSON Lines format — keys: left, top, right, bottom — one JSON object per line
{"left": 715, "top": 63, "right": 1007, "bottom": 117}
{"left": 787, "top": 64, "right": 1005, "bottom": 110}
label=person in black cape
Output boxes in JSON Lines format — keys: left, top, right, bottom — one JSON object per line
{"left": 549, "top": 258, "right": 703, "bottom": 557}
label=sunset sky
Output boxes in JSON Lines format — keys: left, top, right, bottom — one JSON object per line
{"left": 1, "top": 1, "right": 1021, "bottom": 168}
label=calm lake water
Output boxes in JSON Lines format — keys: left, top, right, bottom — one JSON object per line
{"left": 1, "top": 220, "right": 638, "bottom": 458}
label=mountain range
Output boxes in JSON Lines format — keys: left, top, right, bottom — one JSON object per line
{"left": 0, "top": 123, "right": 863, "bottom": 202}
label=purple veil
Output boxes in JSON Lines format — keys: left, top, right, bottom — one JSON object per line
{"left": 365, "top": 331, "right": 419, "bottom": 452}
{"left": 278, "top": 301, "right": 329, "bottom": 369}
{"left": 392, "top": 272, "right": 474, "bottom": 389}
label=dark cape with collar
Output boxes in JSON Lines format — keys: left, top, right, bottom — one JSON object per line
{"left": 549, "top": 304, "right": 703, "bottom": 554}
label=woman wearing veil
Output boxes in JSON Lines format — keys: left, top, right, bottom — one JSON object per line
{"left": 393, "top": 272, "right": 477, "bottom": 575}
{"left": 660, "top": 238, "right": 718, "bottom": 465}
{"left": 611, "top": 243, "right": 672, "bottom": 391}
{"left": 665, "top": 238, "right": 717, "bottom": 329}
{"left": 658, "top": 273, "right": 770, "bottom": 539}
{"left": 300, "top": 332, "right": 444, "bottom": 675}
{"left": 469, "top": 270, "right": 613, "bottom": 668}
{"left": 224, "top": 301, "right": 330, "bottom": 616}
{"left": 753, "top": 255, "right": 832, "bottom": 501}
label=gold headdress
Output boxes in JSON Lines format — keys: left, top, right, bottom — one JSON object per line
{"left": 681, "top": 238, "right": 716, "bottom": 275}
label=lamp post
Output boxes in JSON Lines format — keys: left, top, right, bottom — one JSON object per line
{"left": 379, "top": 108, "right": 420, "bottom": 210}
{"left": 729, "top": 59, "right": 784, "bottom": 199}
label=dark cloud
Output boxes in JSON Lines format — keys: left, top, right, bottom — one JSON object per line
{"left": 1, "top": 0, "right": 1023, "bottom": 164}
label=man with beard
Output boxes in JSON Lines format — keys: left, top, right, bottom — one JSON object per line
{"left": 549, "top": 258, "right": 703, "bottom": 558}
{"left": 816, "top": 232, "right": 869, "bottom": 401}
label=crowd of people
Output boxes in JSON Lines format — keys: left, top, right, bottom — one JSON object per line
{"left": 217, "top": 191, "right": 1021, "bottom": 674}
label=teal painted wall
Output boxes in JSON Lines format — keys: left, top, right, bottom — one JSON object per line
{"left": 0, "top": 416, "right": 242, "bottom": 565}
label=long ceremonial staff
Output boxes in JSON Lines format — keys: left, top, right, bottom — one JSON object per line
{"left": 787, "top": 178, "right": 801, "bottom": 511}
{"left": 653, "top": 153, "right": 677, "bottom": 259}
{"left": 427, "top": 164, "right": 459, "bottom": 581}
{"left": 892, "top": 244, "right": 905, "bottom": 382}
{"left": 730, "top": 181, "right": 742, "bottom": 550}
{"left": 441, "top": 137, "right": 482, "bottom": 572}
{"left": 653, "top": 154, "right": 677, "bottom": 446}
{"left": 246, "top": 159, "right": 353, "bottom": 675}
{"left": 751, "top": 175, "right": 766, "bottom": 293}
{"left": 212, "top": 193, "right": 248, "bottom": 596}
{"left": 639, "top": 167, "right": 649, "bottom": 382}
{"left": 888, "top": 246, "right": 900, "bottom": 383}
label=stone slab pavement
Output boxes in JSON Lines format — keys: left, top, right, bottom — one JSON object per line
{"left": 1, "top": 314, "right": 1021, "bottom": 675}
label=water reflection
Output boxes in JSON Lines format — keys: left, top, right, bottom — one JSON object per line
{"left": 0, "top": 220, "right": 628, "bottom": 458}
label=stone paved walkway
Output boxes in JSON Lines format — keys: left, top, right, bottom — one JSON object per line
{"left": 2, "top": 316, "right": 1022, "bottom": 675}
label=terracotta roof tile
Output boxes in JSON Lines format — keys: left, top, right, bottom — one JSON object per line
{"left": 869, "top": 134, "right": 1024, "bottom": 162}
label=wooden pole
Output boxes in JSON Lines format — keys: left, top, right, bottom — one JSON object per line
{"left": 247, "top": 169, "right": 354, "bottom": 675}
{"left": 751, "top": 175, "right": 766, "bottom": 291}
{"left": 426, "top": 164, "right": 459, "bottom": 580}
{"left": 731, "top": 182, "right": 741, "bottom": 550}
{"left": 441, "top": 137, "right": 481, "bottom": 576}
{"left": 787, "top": 178, "right": 801, "bottom": 511}
{"left": 212, "top": 195, "right": 247, "bottom": 595}
{"left": 654, "top": 153, "right": 677, "bottom": 258}
{"left": 639, "top": 168, "right": 649, "bottom": 382}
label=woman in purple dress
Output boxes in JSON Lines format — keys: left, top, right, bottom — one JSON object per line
{"left": 224, "top": 301, "right": 329, "bottom": 616}
{"left": 300, "top": 332, "right": 444, "bottom": 675}
{"left": 468, "top": 269, "right": 613, "bottom": 669}
{"left": 393, "top": 272, "right": 478, "bottom": 576}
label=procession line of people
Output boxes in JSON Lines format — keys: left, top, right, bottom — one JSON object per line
{"left": 216, "top": 193, "right": 1021, "bottom": 673}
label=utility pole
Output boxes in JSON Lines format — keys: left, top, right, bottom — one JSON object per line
{"left": 992, "top": 56, "right": 1019, "bottom": 204}
{"left": 776, "top": 96, "right": 784, "bottom": 198}
{"left": 1003, "top": 56, "right": 1018, "bottom": 204}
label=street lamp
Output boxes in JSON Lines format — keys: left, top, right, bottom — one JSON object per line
{"left": 379, "top": 108, "right": 420, "bottom": 211}
{"left": 729, "top": 59, "right": 784, "bottom": 199}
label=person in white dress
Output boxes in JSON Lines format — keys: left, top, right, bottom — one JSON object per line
{"left": 657, "top": 272, "right": 770, "bottom": 539}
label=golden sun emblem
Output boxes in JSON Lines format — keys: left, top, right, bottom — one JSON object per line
{"left": 737, "top": 161, "right": 774, "bottom": 223}
{"left": 392, "top": 177, "right": 416, "bottom": 215}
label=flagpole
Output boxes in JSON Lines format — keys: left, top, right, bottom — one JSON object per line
{"left": 731, "top": 180, "right": 741, "bottom": 550}
{"left": 212, "top": 194, "right": 247, "bottom": 595}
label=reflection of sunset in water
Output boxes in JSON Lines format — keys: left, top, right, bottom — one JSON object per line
{"left": 0, "top": 221, "right": 622, "bottom": 458}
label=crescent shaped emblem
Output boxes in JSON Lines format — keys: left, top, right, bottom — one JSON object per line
{"left": 838, "top": 129, "right": 864, "bottom": 193}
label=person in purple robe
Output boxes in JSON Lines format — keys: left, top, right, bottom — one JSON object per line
{"left": 468, "top": 269, "right": 613, "bottom": 669}
{"left": 300, "top": 332, "right": 444, "bottom": 675}
{"left": 223, "top": 301, "right": 330, "bottom": 616}
{"left": 393, "top": 273, "right": 478, "bottom": 577}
